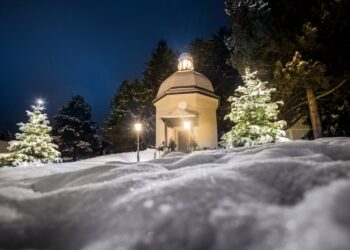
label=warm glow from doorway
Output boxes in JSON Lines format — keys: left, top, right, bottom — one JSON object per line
{"left": 183, "top": 121, "right": 191, "bottom": 130}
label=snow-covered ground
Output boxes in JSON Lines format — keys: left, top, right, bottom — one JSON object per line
{"left": 0, "top": 138, "right": 350, "bottom": 250}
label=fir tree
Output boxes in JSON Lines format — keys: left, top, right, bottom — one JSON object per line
{"left": 221, "top": 69, "right": 287, "bottom": 147}
{"left": 321, "top": 86, "right": 350, "bottom": 137}
{"left": 7, "top": 102, "right": 61, "bottom": 165}
{"left": 225, "top": 0, "right": 350, "bottom": 136}
{"left": 143, "top": 40, "right": 177, "bottom": 98}
{"left": 142, "top": 40, "right": 177, "bottom": 147}
{"left": 0, "top": 130, "right": 12, "bottom": 141}
{"left": 104, "top": 80, "right": 145, "bottom": 153}
{"left": 104, "top": 40, "right": 176, "bottom": 152}
{"left": 52, "top": 95, "right": 102, "bottom": 161}
{"left": 190, "top": 28, "right": 241, "bottom": 137}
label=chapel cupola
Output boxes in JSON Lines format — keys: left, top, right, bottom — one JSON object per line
{"left": 178, "top": 53, "right": 194, "bottom": 71}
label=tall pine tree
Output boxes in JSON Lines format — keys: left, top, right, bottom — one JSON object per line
{"left": 104, "top": 40, "right": 176, "bottom": 152}
{"left": 53, "top": 95, "right": 102, "bottom": 161}
{"left": 7, "top": 102, "right": 61, "bottom": 166}
{"left": 190, "top": 28, "right": 241, "bottom": 137}
{"left": 225, "top": 0, "right": 350, "bottom": 137}
{"left": 0, "top": 130, "right": 12, "bottom": 141}
{"left": 104, "top": 80, "right": 146, "bottom": 153}
{"left": 274, "top": 51, "right": 328, "bottom": 138}
{"left": 142, "top": 40, "right": 177, "bottom": 146}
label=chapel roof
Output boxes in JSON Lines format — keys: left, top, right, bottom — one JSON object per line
{"left": 154, "top": 53, "right": 217, "bottom": 103}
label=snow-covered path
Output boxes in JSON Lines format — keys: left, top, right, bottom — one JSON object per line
{"left": 0, "top": 138, "right": 350, "bottom": 250}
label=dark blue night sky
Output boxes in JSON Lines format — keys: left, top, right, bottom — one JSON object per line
{"left": 0, "top": 0, "right": 228, "bottom": 131}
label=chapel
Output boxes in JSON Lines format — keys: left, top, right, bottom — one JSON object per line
{"left": 153, "top": 53, "right": 219, "bottom": 151}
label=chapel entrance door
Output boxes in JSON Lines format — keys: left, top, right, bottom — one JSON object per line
{"left": 178, "top": 131, "right": 188, "bottom": 152}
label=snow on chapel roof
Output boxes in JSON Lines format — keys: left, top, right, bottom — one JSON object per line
{"left": 154, "top": 53, "right": 217, "bottom": 102}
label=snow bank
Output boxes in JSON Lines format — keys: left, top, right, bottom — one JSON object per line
{"left": 0, "top": 138, "right": 349, "bottom": 250}
{"left": 0, "top": 148, "right": 157, "bottom": 181}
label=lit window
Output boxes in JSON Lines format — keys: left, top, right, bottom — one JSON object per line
{"left": 178, "top": 53, "right": 194, "bottom": 71}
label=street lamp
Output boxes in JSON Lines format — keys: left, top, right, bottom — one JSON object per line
{"left": 134, "top": 123, "right": 142, "bottom": 162}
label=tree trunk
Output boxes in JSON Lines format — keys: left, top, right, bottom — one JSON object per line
{"left": 306, "top": 88, "right": 323, "bottom": 139}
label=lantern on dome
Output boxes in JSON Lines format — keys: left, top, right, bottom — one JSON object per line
{"left": 178, "top": 53, "right": 194, "bottom": 71}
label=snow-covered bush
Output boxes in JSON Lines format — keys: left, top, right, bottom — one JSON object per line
{"left": 6, "top": 102, "right": 61, "bottom": 166}
{"left": 221, "top": 69, "right": 288, "bottom": 147}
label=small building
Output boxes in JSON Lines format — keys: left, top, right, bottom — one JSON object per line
{"left": 285, "top": 117, "right": 310, "bottom": 140}
{"left": 153, "top": 53, "right": 219, "bottom": 151}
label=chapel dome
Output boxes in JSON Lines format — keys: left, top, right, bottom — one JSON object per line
{"left": 154, "top": 53, "right": 216, "bottom": 102}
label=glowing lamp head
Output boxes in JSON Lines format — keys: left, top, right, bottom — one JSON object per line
{"left": 183, "top": 121, "right": 191, "bottom": 130}
{"left": 134, "top": 123, "right": 142, "bottom": 132}
{"left": 36, "top": 98, "right": 44, "bottom": 105}
{"left": 178, "top": 53, "right": 194, "bottom": 71}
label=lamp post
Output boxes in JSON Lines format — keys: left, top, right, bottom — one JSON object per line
{"left": 134, "top": 123, "right": 142, "bottom": 162}
{"left": 183, "top": 121, "right": 191, "bottom": 152}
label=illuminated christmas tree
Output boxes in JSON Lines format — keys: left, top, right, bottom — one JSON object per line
{"left": 7, "top": 100, "right": 61, "bottom": 166}
{"left": 222, "top": 69, "right": 288, "bottom": 147}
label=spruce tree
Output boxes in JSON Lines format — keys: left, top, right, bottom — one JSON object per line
{"left": 52, "top": 95, "right": 102, "bottom": 160}
{"left": 190, "top": 28, "right": 241, "bottom": 137}
{"left": 0, "top": 130, "right": 12, "bottom": 141}
{"left": 7, "top": 101, "right": 61, "bottom": 165}
{"left": 221, "top": 69, "right": 287, "bottom": 147}
{"left": 104, "top": 40, "right": 177, "bottom": 152}
{"left": 142, "top": 40, "right": 177, "bottom": 147}
{"left": 104, "top": 80, "right": 146, "bottom": 153}
{"left": 225, "top": 0, "right": 350, "bottom": 136}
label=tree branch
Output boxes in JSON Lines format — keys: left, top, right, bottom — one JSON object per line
{"left": 314, "top": 79, "right": 347, "bottom": 100}
{"left": 284, "top": 79, "right": 347, "bottom": 115}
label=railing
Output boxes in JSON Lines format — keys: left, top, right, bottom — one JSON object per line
{"left": 154, "top": 141, "right": 168, "bottom": 159}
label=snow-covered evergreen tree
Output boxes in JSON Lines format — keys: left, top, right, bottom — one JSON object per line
{"left": 7, "top": 101, "right": 61, "bottom": 165}
{"left": 221, "top": 69, "right": 288, "bottom": 147}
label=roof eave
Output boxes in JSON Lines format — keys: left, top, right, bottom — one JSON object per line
{"left": 153, "top": 87, "right": 219, "bottom": 104}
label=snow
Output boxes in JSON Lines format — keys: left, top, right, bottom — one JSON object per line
{"left": 0, "top": 138, "right": 350, "bottom": 250}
